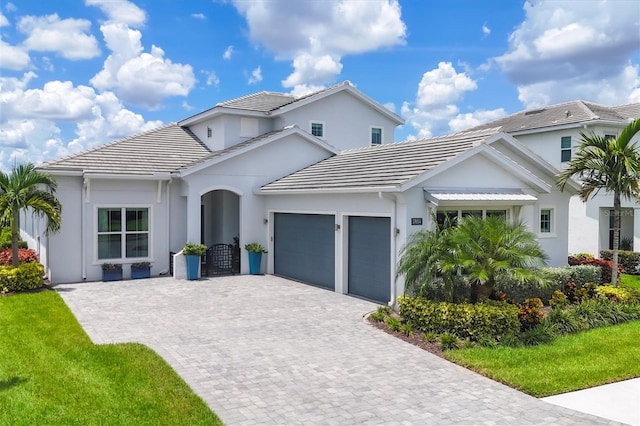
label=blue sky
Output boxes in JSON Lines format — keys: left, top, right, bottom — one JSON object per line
{"left": 1, "top": 0, "right": 639, "bottom": 172}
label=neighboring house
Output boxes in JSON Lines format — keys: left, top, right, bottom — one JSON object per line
{"left": 468, "top": 101, "right": 640, "bottom": 256}
{"left": 25, "top": 81, "right": 577, "bottom": 305}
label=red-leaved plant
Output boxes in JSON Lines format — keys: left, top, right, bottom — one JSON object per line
{"left": 0, "top": 248, "right": 39, "bottom": 266}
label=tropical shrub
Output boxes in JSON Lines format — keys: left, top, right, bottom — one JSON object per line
{"left": 518, "top": 298, "right": 544, "bottom": 331}
{"left": 520, "top": 322, "right": 557, "bottom": 346}
{"left": 600, "top": 250, "right": 640, "bottom": 274}
{"left": 384, "top": 316, "right": 401, "bottom": 332}
{"left": 568, "top": 256, "right": 621, "bottom": 284}
{"left": 549, "top": 290, "right": 569, "bottom": 309}
{"left": 0, "top": 262, "right": 44, "bottom": 292}
{"left": 439, "top": 333, "right": 460, "bottom": 350}
{"left": 0, "top": 248, "right": 39, "bottom": 266}
{"left": 0, "top": 228, "right": 28, "bottom": 249}
{"left": 543, "top": 308, "right": 580, "bottom": 335}
{"left": 397, "top": 295, "right": 520, "bottom": 341}
{"left": 595, "top": 285, "right": 633, "bottom": 303}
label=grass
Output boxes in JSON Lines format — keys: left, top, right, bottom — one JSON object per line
{"left": 444, "top": 320, "right": 640, "bottom": 397}
{"left": 620, "top": 273, "right": 640, "bottom": 290}
{"left": 0, "top": 290, "right": 222, "bottom": 426}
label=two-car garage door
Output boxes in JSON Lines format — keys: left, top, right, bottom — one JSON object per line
{"left": 273, "top": 213, "right": 390, "bottom": 303}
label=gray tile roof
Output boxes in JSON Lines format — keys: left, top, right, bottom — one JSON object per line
{"left": 260, "top": 128, "right": 501, "bottom": 192}
{"left": 469, "top": 100, "right": 640, "bottom": 134}
{"left": 218, "top": 92, "right": 296, "bottom": 112}
{"left": 39, "top": 123, "right": 212, "bottom": 174}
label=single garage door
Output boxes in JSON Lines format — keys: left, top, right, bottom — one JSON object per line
{"left": 274, "top": 213, "right": 335, "bottom": 289}
{"left": 348, "top": 216, "right": 391, "bottom": 303}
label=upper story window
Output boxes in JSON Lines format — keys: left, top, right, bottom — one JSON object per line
{"left": 207, "top": 126, "right": 212, "bottom": 138}
{"left": 540, "top": 208, "right": 553, "bottom": 234}
{"left": 371, "top": 127, "right": 382, "bottom": 145}
{"left": 311, "top": 122, "right": 324, "bottom": 138}
{"left": 561, "top": 136, "right": 571, "bottom": 162}
{"left": 97, "top": 207, "right": 149, "bottom": 260}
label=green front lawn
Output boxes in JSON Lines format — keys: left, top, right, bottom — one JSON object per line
{"left": 444, "top": 320, "right": 640, "bottom": 397}
{"left": 0, "top": 291, "right": 222, "bottom": 425}
{"left": 621, "top": 273, "right": 640, "bottom": 290}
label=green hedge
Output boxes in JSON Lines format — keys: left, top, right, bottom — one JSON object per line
{"left": 398, "top": 295, "right": 520, "bottom": 341}
{"left": 495, "top": 265, "right": 601, "bottom": 304}
{"left": 0, "top": 262, "right": 44, "bottom": 293}
{"left": 600, "top": 250, "right": 640, "bottom": 274}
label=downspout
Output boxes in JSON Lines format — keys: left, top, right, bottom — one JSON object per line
{"left": 378, "top": 191, "right": 398, "bottom": 307}
{"left": 160, "top": 178, "right": 172, "bottom": 275}
{"left": 81, "top": 176, "right": 88, "bottom": 280}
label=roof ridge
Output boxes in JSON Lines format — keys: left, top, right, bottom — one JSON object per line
{"left": 40, "top": 122, "right": 174, "bottom": 166}
{"left": 217, "top": 91, "right": 293, "bottom": 107}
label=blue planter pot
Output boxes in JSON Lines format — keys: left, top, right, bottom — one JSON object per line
{"left": 131, "top": 266, "right": 150, "bottom": 280}
{"left": 185, "top": 255, "right": 200, "bottom": 280}
{"left": 248, "top": 252, "right": 262, "bottom": 275}
{"left": 102, "top": 269, "right": 122, "bottom": 282}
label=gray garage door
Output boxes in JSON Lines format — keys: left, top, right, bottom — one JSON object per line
{"left": 348, "top": 216, "right": 391, "bottom": 303}
{"left": 274, "top": 213, "right": 335, "bottom": 290}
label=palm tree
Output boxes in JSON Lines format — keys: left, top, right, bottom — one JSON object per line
{"left": 0, "top": 163, "right": 62, "bottom": 267}
{"left": 441, "top": 216, "right": 548, "bottom": 302}
{"left": 557, "top": 118, "right": 640, "bottom": 286}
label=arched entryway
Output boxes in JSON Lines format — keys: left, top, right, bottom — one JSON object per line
{"left": 201, "top": 189, "right": 240, "bottom": 275}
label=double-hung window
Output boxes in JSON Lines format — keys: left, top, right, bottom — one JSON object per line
{"left": 561, "top": 136, "right": 571, "bottom": 162}
{"left": 540, "top": 208, "right": 553, "bottom": 234}
{"left": 98, "top": 207, "right": 149, "bottom": 260}
{"left": 371, "top": 127, "right": 382, "bottom": 145}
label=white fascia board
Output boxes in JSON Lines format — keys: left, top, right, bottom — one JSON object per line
{"left": 271, "top": 82, "right": 404, "bottom": 125}
{"left": 179, "top": 127, "right": 338, "bottom": 178}
{"left": 82, "top": 172, "right": 171, "bottom": 180}
{"left": 255, "top": 185, "right": 398, "bottom": 196}
{"left": 178, "top": 107, "right": 266, "bottom": 127}
{"left": 37, "top": 169, "right": 83, "bottom": 176}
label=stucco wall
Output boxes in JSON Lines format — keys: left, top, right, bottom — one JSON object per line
{"left": 280, "top": 91, "right": 399, "bottom": 150}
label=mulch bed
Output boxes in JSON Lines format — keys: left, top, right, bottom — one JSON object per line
{"left": 366, "top": 315, "right": 444, "bottom": 358}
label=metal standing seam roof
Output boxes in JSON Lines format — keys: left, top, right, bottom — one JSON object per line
{"left": 469, "top": 100, "right": 640, "bottom": 134}
{"left": 38, "top": 123, "right": 212, "bottom": 174}
{"left": 426, "top": 190, "right": 538, "bottom": 202}
{"left": 260, "top": 128, "right": 502, "bottom": 192}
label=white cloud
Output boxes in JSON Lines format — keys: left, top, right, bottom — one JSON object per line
{"left": 495, "top": 0, "right": 640, "bottom": 107}
{"left": 448, "top": 109, "right": 507, "bottom": 133}
{"left": 5, "top": 2, "right": 16, "bottom": 12}
{"left": 191, "top": 13, "right": 206, "bottom": 20}
{"left": 0, "top": 72, "right": 163, "bottom": 171}
{"left": 85, "top": 0, "right": 146, "bottom": 27}
{"left": 201, "top": 70, "right": 219, "bottom": 87}
{"left": 0, "top": 38, "right": 30, "bottom": 70}
{"left": 232, "top": 0, "right": 406, "bottom": 89}
{"left": 482, "top": 23, "right": 491, "bottom": 37}
{"left": 223, "top": 45, "right": 233, "bottom": 60}
{"left": 402, "top": 62, "right": 482, "bottom": 138}
{"left": 248, "top": 66, "right": 262, "bottom": 85}
{"left": 18, "top": 14, "right": 100, "bottom": 60}
{"left": 91, "top": 22, "right": 195, "bottom": 109}
{"left": 0, "top": 12, "right": 9, "bottom": 26}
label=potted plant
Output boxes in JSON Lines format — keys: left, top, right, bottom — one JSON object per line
{"left": 245, "top": 243, "right": 267, "bottom": 275}
{"left": 183, "top": 242, "right": 207, "bottom": 280}
{"left": 101, "top": 263, "right": 123, "bottom": 282}
{"left": 130, "top": 261, "right": 151, "bottom": 279}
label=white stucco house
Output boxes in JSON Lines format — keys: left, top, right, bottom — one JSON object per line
{"left": 26, "top": 81, "right": 578, "bottom": 305}
{"left": 467, "top": 101, "right": 640, "bottom": 256}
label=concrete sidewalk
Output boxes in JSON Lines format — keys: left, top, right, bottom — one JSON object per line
{"left": 543, "top": 378, "right": 640, "bottom": 425}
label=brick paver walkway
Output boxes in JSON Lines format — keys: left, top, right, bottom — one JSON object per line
{"left": 57, "top": 275, "right": 615, "bottom": 425}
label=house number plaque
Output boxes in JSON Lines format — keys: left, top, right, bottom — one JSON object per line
{"left": 411, "top": 218, "right": 423, "bottom": 225}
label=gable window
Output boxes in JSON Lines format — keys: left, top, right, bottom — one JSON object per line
{"left": 97, "top": 207, "right": 149, "bottom": 260}
{"left": 207, "top": 126, "right": 212, "bottom": 138}
{"left": 371, "top": 127, "right": 382, "bottom": 145}
{"left": 540, "top": 208, "right": 553, "bottom": 234}
{"left": 561, "top": 136, "right": 571, "bottom": 162}
{"left": 311, "top": 122, "right": 324, "bottom": 138}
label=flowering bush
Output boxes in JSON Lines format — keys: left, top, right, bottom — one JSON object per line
{"left": 0, "top": 248, "right": 39, "bottom": 266}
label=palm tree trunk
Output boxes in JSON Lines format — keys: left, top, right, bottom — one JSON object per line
{"left": 611, "top": 193, "right": 620, "bottom": 286}
{"left": 11, "top": 210, "right": 20, "bottom": 267}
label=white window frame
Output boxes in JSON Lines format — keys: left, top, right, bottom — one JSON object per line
{"left": 561, "top": 136, "right": 571, "bottom": 163}
{"left": 435, "top": 207, "right": 513, "bottom": 227}
{"left": 370, "top": 126, "right": 383, "bottom": 145}
{"left": 538, "top": 207, "right": 555, "bottom": 237}
{"left": 310, "top": 121, "right": 325, "bottom": 138}
{"left": 95, "top": 205, "right": 153, "bottom": 264}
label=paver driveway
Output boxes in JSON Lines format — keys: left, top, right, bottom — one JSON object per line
{"left": 57, "top": 275, "right": 613, "bottom": 425}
